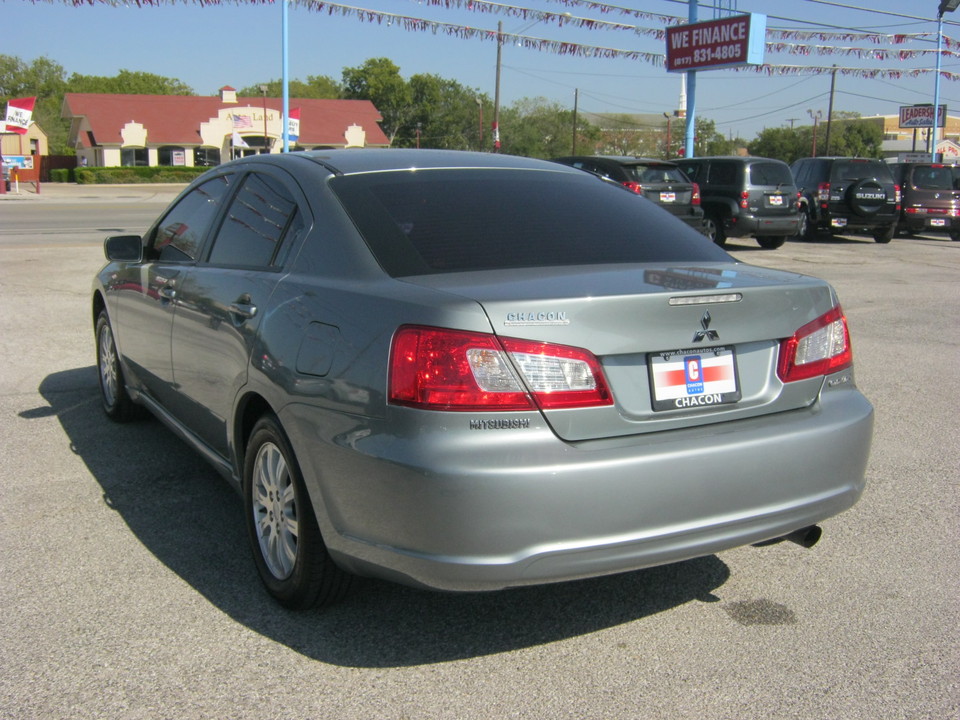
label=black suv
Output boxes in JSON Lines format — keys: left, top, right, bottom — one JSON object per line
{"left": 675, "top": 156, "right": 800, "bottom": 249}
{"left": 552, "top": 156, "right": 704, "bottom": 233}
{"left": 790, "top": 157, "right": 900, "bottom": 243}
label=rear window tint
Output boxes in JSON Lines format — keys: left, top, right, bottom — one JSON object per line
{"left": 830, "top": 160, "right": 894, "bottom": 184}
{"left": 909, "top": 165, "right": 960, "bottom": 190}
{"left": 625, "top": 165, "right": 689, "bottom": 184}
{"left": 330, "top": 169, "right": 728, "bottom": 276}
{"left": 748, "top": 162, "right": 794, "bottom": 186}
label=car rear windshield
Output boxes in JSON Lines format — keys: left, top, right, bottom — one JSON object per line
{"left": 329, "top": 168, "right": 728, "bottom": 277}
{"left": 624, "top": 165, "right": 689, "bottom": 184}
{"left": 748, "top": 162, "right": 794, "bottom": 186}
{"left": 909, "top": 165, "right": 960, "bottom": 190}
{"left": 830, "top": 160, "right": 894, "bottom": 184}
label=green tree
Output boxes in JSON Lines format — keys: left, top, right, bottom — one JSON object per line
{"left": 499, "top": 98, "right": 579, "bottom": 158}
{"left": 67, "top": 69, "right": 193, "bottom": 95}
{"left": 238, "top": 75, "right": 340, "bottom": 99}
{"left": 1, "top": 54, "right": 70, "bottom": 153}
{"left": 395, "top": 74, "right": 489, "bottom": 150}
{"left": 341, "top": 58, "right": 410, "bottom": 142}
{"left": 747, "top": 126, "right": 811, "bottom": 164}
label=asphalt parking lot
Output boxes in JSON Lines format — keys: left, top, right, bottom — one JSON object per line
{"left": 1, "top": 186, "right": 958, "bottom": 719}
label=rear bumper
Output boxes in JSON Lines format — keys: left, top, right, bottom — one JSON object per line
{"left": 725, "top": 212, "right": 801, "bottom": 238}
{"left": 289, "top": 385, "right": 873, "bottom": 592}
{"left": 899, "top": 214, "right": 960, "bottom": 234}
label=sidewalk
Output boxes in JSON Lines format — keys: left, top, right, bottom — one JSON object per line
{"left": 0, "top": 182, "right": 187, "bottom": 203}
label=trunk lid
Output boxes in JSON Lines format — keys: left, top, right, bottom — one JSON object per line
{"left": 403, "top": 262, "right": 836, "bottom": 441}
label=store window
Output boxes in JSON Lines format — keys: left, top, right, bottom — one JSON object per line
{"left": 158, "top": 146, "right": 187, "bottom": 167}
{"left": 194, "top": 147, "right": 221, "bottom": 167}
{"left": 121, "top": 147, "right": 149, "bottom": 167}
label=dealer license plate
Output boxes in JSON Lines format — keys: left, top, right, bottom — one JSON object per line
{"left": 930, "top": 218, "right": 946, "bottom": 227}
{"left": 649, "top": 346, "right": 741, "bottom": 412}
{"left": 659, "top": 191, "right": 676, "bottom": 203}
{"left": 768, "top": 194, "right": 784, "bottom": 206}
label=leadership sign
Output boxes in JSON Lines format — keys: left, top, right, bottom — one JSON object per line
{"left": 899, "top": 105, "right": 946, "bottom": 129}
{"left": 4, "top": 97, "right": 36, "bottom": 135}
{"left": 666, "top": 14, "right": 766, "bottom": 72}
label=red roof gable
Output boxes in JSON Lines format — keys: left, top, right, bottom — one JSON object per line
{"left": 62, "top": 93, "right": 389, "bottom": 148}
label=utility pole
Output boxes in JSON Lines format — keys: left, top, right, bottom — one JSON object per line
{"left": 824, "top": 65, "right": 837, "bottom": 156}
{"left": 572, "top": 89, "right": 579, "bottom": 155}
{"left": 493, "top": 21, "right": 502, "bottom": 152}
{"left": 808, "top": 109, "right": 823, "bottom": 157}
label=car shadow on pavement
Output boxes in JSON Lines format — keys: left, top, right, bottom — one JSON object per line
{"left": 35, "top": 366, "right": 730, "bottom": 668}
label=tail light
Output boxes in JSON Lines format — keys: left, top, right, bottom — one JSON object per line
{"left": 894, "top": 183, "right": 901, "bottom": 211}
{"left": 817, "top": 182, "right": 831, "bottom": 208}
{"left": 622, "top": 181, "right": 644, "bottom": 195}
{"left": 692, "top": 182, "right": 701, "bottom": 206}
{"left": 740, "top": 190, "right": 749, "bottom": 209}
{"left": 796, "top": 191, "right": 802, "bottom": 211}
{"left": 389, "top": 326, "right": 613, "bottom": 411}
{"left": 777, "top": 306, "right": 853, "bottom": 383}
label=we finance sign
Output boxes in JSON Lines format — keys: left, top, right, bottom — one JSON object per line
{"left": 666, "top": 14, "right": 766, "bottom": 72}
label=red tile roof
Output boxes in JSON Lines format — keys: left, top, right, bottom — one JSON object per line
{"left": 62, "top": 93, "right": 389, "bottom": 148}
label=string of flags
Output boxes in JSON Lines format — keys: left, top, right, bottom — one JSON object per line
{"left": 30, "top": 0, "right": 960, "bottom": 80}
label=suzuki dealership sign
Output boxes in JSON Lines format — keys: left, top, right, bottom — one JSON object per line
{"left": 899, "top": 105, "right": 946, "bottom": 129}
{"left": 666, "top": 14, "right": 766, "bottom": 72}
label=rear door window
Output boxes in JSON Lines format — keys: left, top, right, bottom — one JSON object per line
{"left": 206, "top": 171, "right": 303, "bottom": 268}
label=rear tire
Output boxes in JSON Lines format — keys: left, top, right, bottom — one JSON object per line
{"left": 243, "top": 415, "right": 351, "bottom": 609}
{"left": 801, "top": 208, "right": 820, "bottom": 242}
{"left": 756, "top": 235, "right": 786, "bottom": 250}
{"left": 702, "top": 214, "right": 727, "bottom": 247}
{"left": 873, "top": 224, "right": 895, "bottom": 244}
{"left": 95, "top": 310, "right": 140, "bottom": 422}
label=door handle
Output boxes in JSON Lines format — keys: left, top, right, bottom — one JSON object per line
{"left": 229, "top": 295, "right": 258, "bottom": 321}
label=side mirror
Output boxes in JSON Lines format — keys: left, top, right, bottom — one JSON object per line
{"left": 104, "top": 235, "right": 143, "bottom": 262}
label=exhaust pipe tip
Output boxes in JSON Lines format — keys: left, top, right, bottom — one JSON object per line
{"left": 783, "top": 525, "right": 822, "bottom": 549}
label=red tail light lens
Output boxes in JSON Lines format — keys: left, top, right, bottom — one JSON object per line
{"left": 622, "top": 181, "right": 644, "bottom": 195}
{"left": 817, "top": 182, "right": 831, "bottom": 208}
{"left": 777, "top": 306, "right": 853, "bottom": 383}
{"left": 894, "top": 183, "right": 901, "bottom": 211}
{"left": 692, "top": 182, "right": 701, "bottom": 206}
{"left": 739, "top": 190, "right": 749, "bottom": 209}
{"left": 389, "top": 326, "right": 613, "bottom": 411}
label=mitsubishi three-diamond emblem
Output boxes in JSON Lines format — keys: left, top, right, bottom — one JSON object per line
{"left": 693, "top": 311, "right": 719, "bottom": 343}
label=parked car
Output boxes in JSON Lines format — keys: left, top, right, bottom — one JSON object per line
{"left": 889, "top": 162, "right": 960, "bottom": 241}
{"left": 552, "top": 155, "right": 704, "bottom": 233}
{"left": 791, "top": 157, "right": 900, "bottom": 243}
{"left": 93, "top": 150, "right": 874, "bottom": 609}
{"left": 674, "top": 156, "right": 801, "bottom": 249}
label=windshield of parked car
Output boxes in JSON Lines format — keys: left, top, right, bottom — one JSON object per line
{"left": 330, "top": 168, "right": 728, "bottom": 277}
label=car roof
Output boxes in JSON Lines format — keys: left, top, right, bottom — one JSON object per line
{"left": 299, "top": 149, "right": 578, "bottom": 176}
{"left": 216, "top": 149, "right": 584, "bottom": 178}
{"left": 556, "top": 155, "right": 678, "bottom": 166}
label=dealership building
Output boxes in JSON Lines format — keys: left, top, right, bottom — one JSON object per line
{"left": 61, "top": 87, "right": 390, "bottom": 168}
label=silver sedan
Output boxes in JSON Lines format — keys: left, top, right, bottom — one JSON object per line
{"left": 92, "top": 150, "right": 873, "bottom": 609}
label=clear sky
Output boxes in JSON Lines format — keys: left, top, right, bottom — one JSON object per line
{"left": 4, "top": 0, "right": 960, "bottom": 140}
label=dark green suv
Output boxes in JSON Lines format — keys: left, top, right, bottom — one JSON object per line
{"left": 791, "top": 157, "right": 900, "bottom": 243}
{"left": 675, "top": 156, "right": 801, "bottom": 249}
